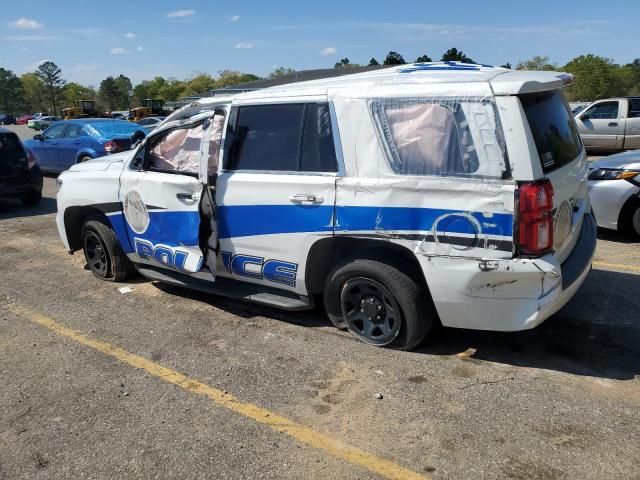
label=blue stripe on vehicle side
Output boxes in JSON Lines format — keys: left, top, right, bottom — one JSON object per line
{"left": 109, "top": 205, "right": 514, "bottom": 245}
{"left": 335, "top": 206, "right": 513, "bottom": 237}
{"left": 217, "top": 205, "right": 513, "bottom": 239}
{"left": 217, "top": 205, "right": 335, "bottom": 239}
{"left": 108, "top": 211, "right": 201, "bottom": 253}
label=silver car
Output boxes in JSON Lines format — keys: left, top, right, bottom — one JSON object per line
{"left": 588, "top": 150, "right": 640, "bottom": 237}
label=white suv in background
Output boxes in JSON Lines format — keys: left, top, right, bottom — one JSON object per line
{"left": 56, "top": 62, "right": 596, "bottom": 350}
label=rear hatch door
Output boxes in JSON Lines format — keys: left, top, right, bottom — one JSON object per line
{"left": 519, "top": 90, "right": 589, "bottom": 263}
{"left": 0, "top": 131, "right": 29, "bottom": 179}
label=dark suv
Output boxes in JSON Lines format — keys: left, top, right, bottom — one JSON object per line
{"left": 0, "top": 127, "right": 43, "bottom": 205}
{"left": 0, "top": 114, "right": 16, "bottom": 125}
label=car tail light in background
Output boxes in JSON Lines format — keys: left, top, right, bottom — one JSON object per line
{"left": 26, "top": 148, "right": 37, "bottom": 169}
{"left": 516, "top": 179, "right": 554, "bottom": 256}
{"left": 104, "top": 139, "right": 127, "bottom": 154}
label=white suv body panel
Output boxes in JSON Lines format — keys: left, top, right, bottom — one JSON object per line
{"left": 56, "top": 63, "right": 595, "bottom": 333}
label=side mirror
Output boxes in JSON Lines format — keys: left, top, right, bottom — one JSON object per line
{"left": 580, "top": 113, "right": 590, "bottom": 121}
{"left": 33, "top": 134, "right": 43, "bottom": 141}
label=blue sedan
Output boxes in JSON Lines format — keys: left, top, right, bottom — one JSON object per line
{"left": 24, "top": 119, "right": 146, "bottom": 173}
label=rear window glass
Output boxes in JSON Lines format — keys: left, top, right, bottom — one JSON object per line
{"left": 370, "top": 97, "right": 509, "bottom": 179}
{"left": 0, "top": 133, "right": 26, "bottom": 161}
{"left": 520, "top": 91, "right": 583, "bottom": 172}
{"left": 87, "top": 122, "right": 141, "bottom": 137}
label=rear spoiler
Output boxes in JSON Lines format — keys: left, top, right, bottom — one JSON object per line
{"left": 490, "top": 70, "right": 574, "bottom": 95}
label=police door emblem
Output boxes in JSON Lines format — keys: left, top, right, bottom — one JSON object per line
{"left": 123, "top": 190, "right": 150, "bottom": 234}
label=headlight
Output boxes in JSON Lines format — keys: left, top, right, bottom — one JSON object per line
{"left": 56, "top": 177, "right": 63, "bottom": 191}
{"left": 588, "top": 168, "right": 640, "bottom": 181}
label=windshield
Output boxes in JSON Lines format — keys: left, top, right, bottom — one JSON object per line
{"left": 87, "top": 122, "right": 141, "bottom": 138}
{"left": 520, "top": 91, "right": 583, "bottom": 173}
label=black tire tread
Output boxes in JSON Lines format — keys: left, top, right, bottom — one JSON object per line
{"left": 323, "top": 258, "right": 433, "bottom": 350}
{"left": 82, "top": 217, "right": 135, "bottom": 282}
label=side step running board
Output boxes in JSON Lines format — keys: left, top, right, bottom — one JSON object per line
{"left": 135, "top": 265, "right": 312, "bottom": 311}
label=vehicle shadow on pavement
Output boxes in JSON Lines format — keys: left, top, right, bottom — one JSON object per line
{"left": 419, "top": 269, "right": 640, "bottom": 380}
{"left": 152, "top": 282, "right": 332, "bottom": 328}
{"left": 0, "top": 197, "right": 57, "bottom": 220}
{"left": 597, "top": 228, "right": 637, "bottom": 244}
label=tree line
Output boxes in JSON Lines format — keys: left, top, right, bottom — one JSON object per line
{"left": 1, "top": 51, "right": 639, "bottom": 116}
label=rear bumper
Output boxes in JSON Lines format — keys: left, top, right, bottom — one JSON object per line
{"left": 421, "top": 214, "right": 597, "bottom": 332}
{"left": 0, "top": 166, "right": 43, "bottom": 198}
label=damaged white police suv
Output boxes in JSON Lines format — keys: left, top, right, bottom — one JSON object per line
{"left": 56, "top": 62, "right": 596, "bottom": 350}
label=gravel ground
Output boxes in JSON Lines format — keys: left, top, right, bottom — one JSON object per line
{"left": 0, "top": 126, "right": 638, "bottom": 479}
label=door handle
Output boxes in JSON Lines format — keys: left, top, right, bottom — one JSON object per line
{"left": 289, "top": 194, "right": 324, "bottom": 204}
{"left": 73, "top": 141, "right": 81, "bottom": 145}
{"left": 176, "top": 192, "right": 199, "bottom": 201}
{"left": 608, "top": 122, "right": 618, "bottom": 127}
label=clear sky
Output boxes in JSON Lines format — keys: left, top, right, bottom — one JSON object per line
{"left": 1, "top": 0, "right": 637, "bottom": 86}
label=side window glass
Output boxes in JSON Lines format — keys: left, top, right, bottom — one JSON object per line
{"left": 43, "top": 124, "right": 65, "bottom": 140}
{"left": 371, "top": 98, "right": 508, "bottom": 179}
{"left": 584, "top": 102, "right": 619, "bottom": 120}
{"left": 147, "top": 122, "right": 205, "bottom": 175}
{"left": 65, "top": 124, "right": 84, "bottom": 138}
{"left": 628, "top": 99, "right": 640, "bottom": 118}
{"left": 225, "top": 104, "right": 305, "bottom": 171}
{"left": 300, "top": 103, "right": 338, "bottom": 172}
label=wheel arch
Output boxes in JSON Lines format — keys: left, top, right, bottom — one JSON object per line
{"left": 305, "top": 236, "right": 429, "bottom": 296}
{"left": 75, "top": 150, "right": 95, "bottom": 163}
{"left": 617, "top": 191, "right": 640, "bottom": 234}
{"left": 63, "top": 206, "right": 111, "bottom": 252}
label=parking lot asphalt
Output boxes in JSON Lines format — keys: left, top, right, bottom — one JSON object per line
{"left": 1, "top": 127, "right": 639, "bottom": 479}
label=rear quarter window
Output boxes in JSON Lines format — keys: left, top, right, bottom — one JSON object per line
{"left": 520, "top": 91, "right": 583, "bottom": 173}
{"left": 370, "top": 97, "right": 509, "bottom": 179}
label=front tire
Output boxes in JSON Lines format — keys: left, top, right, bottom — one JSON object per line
{"left": 82, "top": 217, "right": 135, "bottom": 281}
{"left": 323, "top": 259, "right": 434, "bottom": 350}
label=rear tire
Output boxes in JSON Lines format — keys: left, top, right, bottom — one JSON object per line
{"left": 619, "top": 199, "right": 640, "bottom": 239}
{"left": 79, "top": 156, "right": 92, "bottom": 163}
{"left": 82, "top": 217, "right": 135, "bottom": 281}
{"left": 21, "top": 190, "right": 42, "bottom": 206}
{"left": 323, "top": 259, "right": 434, "bottom": 350}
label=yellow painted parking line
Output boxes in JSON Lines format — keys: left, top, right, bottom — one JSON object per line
{"left": 592, "top": 261, "right": 640, "bottom": 274}
{"left": 5, "top": 303, "right": 428, "bottom": 480}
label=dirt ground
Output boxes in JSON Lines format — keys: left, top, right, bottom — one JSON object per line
{"left": 0, "top": 128, "right": 639, "bottom": 479}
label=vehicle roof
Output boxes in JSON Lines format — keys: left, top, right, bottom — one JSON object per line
{"left": 66, "top": 118, "right": 139, "bottom": 125}
{"left": 232, "top": 61, "right": 572, "bottom": 99}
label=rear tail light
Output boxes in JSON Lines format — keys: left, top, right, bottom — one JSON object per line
{"left": 516, "top": 179, "right": 554, "bottom": 256}
{"left": 104, "top": 139, "right": 127, "bottom": 154}
{"left": 26, "top": 148, "right": 37, "bottom": 169}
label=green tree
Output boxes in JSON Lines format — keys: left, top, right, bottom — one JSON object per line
{"left": 334, "top": 58, "right": 350, "bottom": 68}
{"left": 563, "top": 54, "right": 625, "bottom": 101}
{"left": 21, "top": 73, "right": 47, "bottom": 113}
{"left": 500, "top": 62, "right": 512, "bottom": 69}
{"left": 368, "top": 58, "right": 380, "bottom": 66}
{"left": 0, "top": 68, "right": 24, "bottom": 114}
{"left": 182, "top": 73, "right": 217, "bottom": 96}
{"left": 441, "top": 48, "right": 474, "bottom": 63}
{"left": 63, "top": 82, "right": 97, "bottom": 107}
{"left": 215, "top": 70, "right": 259, "bottom": 88}
{"left": 131, "top": 81, "right": 152, "bottom": 105}
{"left": 35, "top": 61, "right": 66, "bottom": 115}
{"left": 617, "top": 58, "right": 640, "bottom": 96}
{"left": 516, "top": 55, "right": 558, "bottom": 71}
{"left": 269, "top": 67, "right": 295, "bottom": 78}
{"left": 383, "top": 51, "right": 406, "bottom": 65}
{"left": 415, "top": 54, "right": 432, "bottom": 63}
{"left": 114, "top": 74, "right": 132, "bottom": 109}
{"left": 99, "top": 76, "right": 120, "bottom": 111}
{"left": 157, "top": 78, "right": 186, "bottom": 101}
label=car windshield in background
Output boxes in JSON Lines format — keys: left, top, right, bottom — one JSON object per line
{"left": 520, "top": 91, "right": 583, "bottom": 173}
{"left": 87, "top": 122, "right": 140, "bottom": 138}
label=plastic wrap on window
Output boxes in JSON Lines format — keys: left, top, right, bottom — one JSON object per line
{"left": 150, "top": 123, "right": 205, "bottom": 174}
{"left": 369, "top": 96, "right": 508, "bottom": 179}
